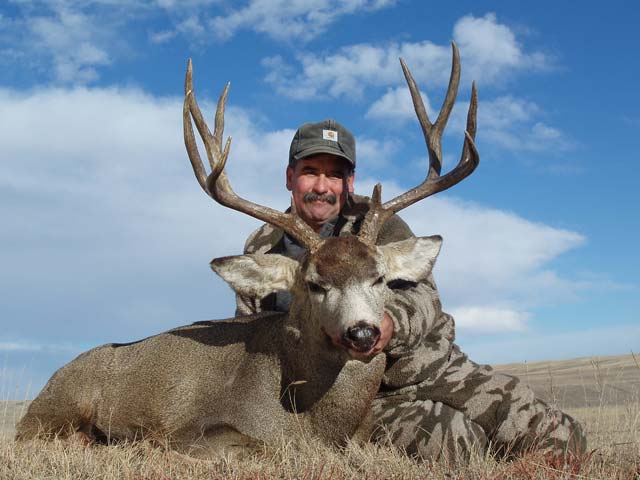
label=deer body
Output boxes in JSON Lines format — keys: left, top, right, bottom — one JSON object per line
{"left": 17, "top": 309, "right": 385, "bottom": 454}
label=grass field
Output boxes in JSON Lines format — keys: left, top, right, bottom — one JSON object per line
{"left": 1, "top": 354, "right": 638, "bottom": 479}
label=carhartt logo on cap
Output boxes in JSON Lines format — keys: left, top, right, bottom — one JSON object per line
{"left": 322, "top": 129, "right": 338, "bottom": 142}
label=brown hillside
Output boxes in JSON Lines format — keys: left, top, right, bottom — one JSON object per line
{"left": 493, "top": 353, "right": 640, "bottom": 408}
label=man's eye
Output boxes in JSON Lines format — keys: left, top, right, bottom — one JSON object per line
{"left": 308, "top": 282, "right": 326, "bottom": 294}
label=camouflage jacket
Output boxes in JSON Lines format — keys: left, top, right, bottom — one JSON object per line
{"left": 237, "top": 193, "right": 457, "bottom": 393}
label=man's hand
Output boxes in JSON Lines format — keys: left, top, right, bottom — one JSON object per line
{"left": 370, "top": 312, "right": 394, "bottom": 355}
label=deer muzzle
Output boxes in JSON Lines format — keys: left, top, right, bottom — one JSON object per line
{"left": 341, "top": 322, "right": 381, "bottom": 353}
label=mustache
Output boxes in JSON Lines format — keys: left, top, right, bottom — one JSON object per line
{"left": 303, "top": 192, "right": 337, "bottom": 205}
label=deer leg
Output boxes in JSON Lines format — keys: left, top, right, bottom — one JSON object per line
{"left": 174, "top": 424, "right": 266, "bottom": 461}
{"left": 350, "top": 408, "right": 376, "bottom": 444}
{"left": 15, "top": 389, "right": 93, "bottom": 441}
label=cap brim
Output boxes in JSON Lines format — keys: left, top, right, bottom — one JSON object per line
{"left": 293, "top": 145, "right": 355, "bottom": 166}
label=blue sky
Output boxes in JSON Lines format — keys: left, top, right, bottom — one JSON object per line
{"left": 1, "top": 0, "right": 638, "bottom": 398}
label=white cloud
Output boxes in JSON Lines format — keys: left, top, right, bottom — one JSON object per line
{"left": 3, "top": 0, "right": 400, "bottom": 83}
{"left": 29, "top": 10, "right": 112, "bottom": 83}
{"left": 449, "top": 306, "right": 530, "bottom": 333}
{"left": 175, "top": 15, "right": 207, "bottom": 38}
{"left": 149, "top": 0, "right": 398, "bottom": 43}
{"left": 356, "top": 136, "right": 401, "bottom": 171}
{"left": 208, "top": 0, "right": 398, "bottom": 42}
{"left": 464, "top": 96, "right": 573, "bottom": 153}
{"left": 476, "top": 95, "right": 539, "bottom": 129}
{"left": 153, "top": 0, "right": 220, "bottom": 8}
{"left": 263, "top": 41, "right": 450, "bottom": 100}
{"left": 0, "top": 85, "right": 290, "bottom": 252}
{"left": 453, "top": 13, "right": 551, "bottom": 82}
{"left": 409, "top": 197, "right": 586, "bottom": 307}
{"left": 262, "top": 13, "right": 551, "bottom": 100}
{"left": 149, "top": 29, "right": 177, "bottom": 44}
{"left": 3, "top": 1, "right": 127, "bottom": 84}
{"left": 365, "top": 86, "right": 434, "bottom": 122}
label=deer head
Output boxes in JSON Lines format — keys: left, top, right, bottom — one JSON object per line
{"left": 211, "top": 234, "right": 443, "bottom": 357}
{"left": 183, "top": 42, "right": 479, "bottom": 359}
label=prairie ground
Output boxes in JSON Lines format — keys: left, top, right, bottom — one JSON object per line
{"left": 1, "top": 354, "right": 638, "bottom": 479}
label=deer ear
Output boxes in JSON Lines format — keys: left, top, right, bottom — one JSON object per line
{"left": 211, "top": 253, "right": 299, "bottom": 298}
{"left": 380, "top": 235, "right": 443, "bottom": 282}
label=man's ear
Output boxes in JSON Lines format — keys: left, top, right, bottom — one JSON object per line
{"left": 346, "top": 171, "right": 355, "bottom": 193}
{"left": 379, "top": 235, "right": 443, "bottom": 282}
{"left": 286, "top": 166, "right": 294, "bottom": 191}
{"left": 211, "top": 253, "right": 299, "bottom": 298}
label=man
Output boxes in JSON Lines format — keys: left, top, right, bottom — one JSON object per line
{"left": 236, "top": 119, "right": 586, "bottom": 461}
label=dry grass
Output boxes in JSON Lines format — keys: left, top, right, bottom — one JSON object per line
{"left": 1, "top": 354, "right": 639, "bottom": 480}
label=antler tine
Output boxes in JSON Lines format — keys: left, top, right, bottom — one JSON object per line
{"left": 461, "top": 81, "right": 478, "bottom": 161}
{"left": 210, "top": 81, "right": 231, "bottom": 180}
{"left": 359, "top": 43, "right": 479, "bottom": 244}
{"left": 183, "top": 59, "right": 208, "bottom": 192}
{"left": 435, "top": 42, "right": 461, "bottom": 140}
{"left": 358, "top": 184, "right": 383, "bottom": 242}
{"left": 399, "top": 58, "right": 434, "bottom": 172}
{"left": 183, "top": 60, "right": 321, "bottom": 251}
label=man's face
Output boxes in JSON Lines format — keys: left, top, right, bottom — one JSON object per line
{"left": 286, "top": 154, "right": 355, "bottom": 232}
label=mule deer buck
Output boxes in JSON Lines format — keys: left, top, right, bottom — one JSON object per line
{"left": 16, "top": 43, "right": 478, "bottom": 459}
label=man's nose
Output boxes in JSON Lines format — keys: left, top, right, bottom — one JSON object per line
{"left": 312, "top": 174, "right": 329, "bottom": 193}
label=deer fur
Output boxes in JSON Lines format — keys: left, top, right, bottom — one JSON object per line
{"left": 16, "top": 234, "right": 442, "bottom": 459}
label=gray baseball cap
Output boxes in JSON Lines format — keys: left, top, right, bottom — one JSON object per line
{"left": 288, "top": 119, "right": 356, "bottom": 168}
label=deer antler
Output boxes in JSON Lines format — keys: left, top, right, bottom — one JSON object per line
{"left": 183, "top": 59, "right": 321, "bottom": 251}
{"left": 359, "top": 42, "right": 479, "bottom": 243}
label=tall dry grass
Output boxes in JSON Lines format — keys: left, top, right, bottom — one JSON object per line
{"left": 1, "top": 355, "right": 638, "bottom": 480}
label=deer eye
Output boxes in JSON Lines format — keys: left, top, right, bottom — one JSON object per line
{"left": 308, "top": 282, "right": 326, "bottom": 294}
{"left": 373, "top": 275, "right": 385, "bottom": 287}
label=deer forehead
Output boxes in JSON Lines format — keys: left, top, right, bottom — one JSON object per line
{"left": 305, "top": 236, "right": 384, "bottom": 288}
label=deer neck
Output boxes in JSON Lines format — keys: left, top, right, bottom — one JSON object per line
{"left": 278, "top": 293, "right": 385, "bottom": 442}
{"left": 283, "top": 293, "right": 345, "bottom": 376}
{"left": 280, "top": 323, "right": 385, "bottom": 443}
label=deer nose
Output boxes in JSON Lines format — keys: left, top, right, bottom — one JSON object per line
{"left": 343, "top": 322, "right": 381, "bottom": 353}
